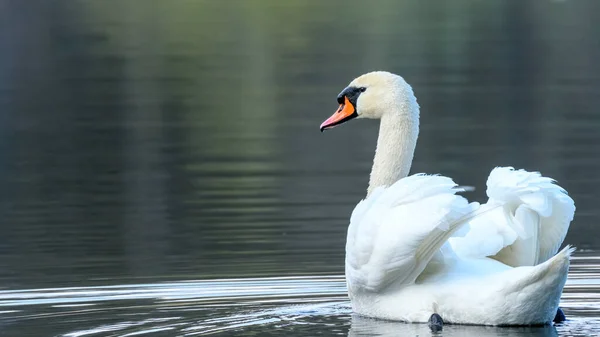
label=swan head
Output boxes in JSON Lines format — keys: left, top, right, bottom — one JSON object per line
{"left": 320, "top": 71, "right": 418, "bottom": 131}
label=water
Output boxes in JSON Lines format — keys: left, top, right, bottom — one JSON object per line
{"left": 1, "top": 271, "right": 599, "bottom": 336}
{"left": 1, "top": 0, "right": 599, "bottom": 336}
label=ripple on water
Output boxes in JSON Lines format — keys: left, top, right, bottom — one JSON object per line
{"left": 0, "top": 258, "right": 599, "bottom": 337}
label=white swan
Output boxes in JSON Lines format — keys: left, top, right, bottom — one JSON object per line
{"left": 320, "top": 71, "right": 576, "bottom": 326}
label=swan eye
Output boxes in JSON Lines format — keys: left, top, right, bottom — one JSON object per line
{"left": 359, "top": 87, "right": 367, "bottom": 92}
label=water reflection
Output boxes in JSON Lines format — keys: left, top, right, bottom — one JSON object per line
{"left": 349, "top": 315, "right": 559, "bottom": 337}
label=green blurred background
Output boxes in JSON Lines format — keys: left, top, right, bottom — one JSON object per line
{"left": 0, "top": 0, "right": 599, "bottom": 288}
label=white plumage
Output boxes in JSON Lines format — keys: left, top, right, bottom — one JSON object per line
{"left": 346, "top": 174, "right": 479, "bottom": 291}
{"left": 321, "top": 71, "right": 576, "bottom": 325}
{"left": 449, "top": 167, "right": 575, "bottom": 268}
{"left": 345, "top": 169, "right": 574, "bottom": 325}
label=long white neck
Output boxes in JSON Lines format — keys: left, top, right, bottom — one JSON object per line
{"left": 367, "top": 110, "right": 419, "bottom": 196}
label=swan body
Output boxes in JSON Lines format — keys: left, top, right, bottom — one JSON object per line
{"left": 320, "top": 71, "right": 576, "bottom": 326}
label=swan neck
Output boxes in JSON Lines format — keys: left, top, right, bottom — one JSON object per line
{"left": 367, "top": 113, "right": 418, "bottom": 196}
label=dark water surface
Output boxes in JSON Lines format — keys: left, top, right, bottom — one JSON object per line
{"left": 1, "top": 0, "right": 599, "bottom": 336}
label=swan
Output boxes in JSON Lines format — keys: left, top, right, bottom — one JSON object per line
{"left": 319, "top": 71, "right": 576, "bottom": 326}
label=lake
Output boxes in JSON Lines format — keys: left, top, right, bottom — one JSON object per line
{"left": 0, "top": 0, "right": 599, "bottom": 336}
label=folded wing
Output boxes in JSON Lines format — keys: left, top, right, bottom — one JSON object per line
{"left": 345, "top": 174, "right": 480, "bottom": 292}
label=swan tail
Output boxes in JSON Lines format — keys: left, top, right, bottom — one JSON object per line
{"left": 449, "top": 167, "right": 575, "bottom": 267}
{"left": 490, "top": 245, "right": 573, "bottom": 325}
{"left": 510, "top": 245, "right": 573, "bottom": 289}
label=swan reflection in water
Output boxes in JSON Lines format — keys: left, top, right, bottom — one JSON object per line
{"left": 348, "top": 314, "right": 559, "bottom": 337}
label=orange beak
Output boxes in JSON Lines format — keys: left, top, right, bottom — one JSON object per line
{"left": 320, "top": 96, "right": 357, "bottom": 132}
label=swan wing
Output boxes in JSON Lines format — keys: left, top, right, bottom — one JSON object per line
{"left": 449, "top": 167, "right": 575, "bottom": 266}
{"left": 345, "top": 174, "right": 480, "bottom": 292}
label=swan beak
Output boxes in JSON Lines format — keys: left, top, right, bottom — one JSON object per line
{"left": 320, "top": 96, "right": 357, "bottom": 132}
